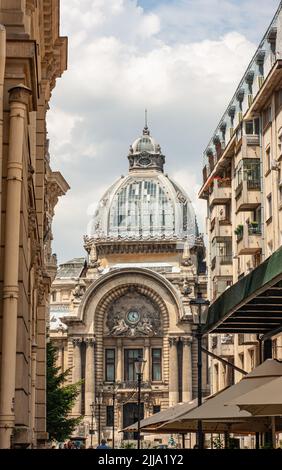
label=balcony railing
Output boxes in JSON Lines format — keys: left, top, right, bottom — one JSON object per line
{"left": 238, "top": 334, "right": 258, "bottom": 346}
{"left": 115, "top": 381, "right": 152, "bottom": 390}
{"left": 221, "top": 334, "right": 234, "bottom": 344}
{"left": 235, "top": 180, "right": 261, "bottom": 212}
{"left": 248, "top": 223, "right": 262, "bottom": 235}
{"left": 212, "top": 218, "right": 232, "bottom": 239}
{"left": 209, "top": 179, "right": 232, "bottom": 206}
{"left": 211, "top": 254, "right": 233, "bottom": 280}
{"left": 237, "top": 223, "right": 262, "bottom": 255}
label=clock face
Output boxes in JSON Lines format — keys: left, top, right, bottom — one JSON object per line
{"left": 127, "top": 310, "right": 140, "bottom": 324}
{"left": 139, "top": 157, "right": 151, "bottom": 166}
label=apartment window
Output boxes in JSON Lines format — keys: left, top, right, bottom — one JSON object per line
{"left": 268, "top": 240, "right": 273, "bottom": 256}
{"left": 105, "top": 349, "right": 115, "bottom": 382}
{"left": 106, "top": 406, "right": 114, "bottom": 426}
{"left": 152, "top": 348, "right": 162, "bottom": 381}
{"left": 267, "top": 193, "right": 272, "bottom": 220}
{"left": 254, "top": 252, "right": 261, "bottom": 268}
{"left": 279, "top": 168, "right": 282, "bottom": 203}
{"left": 51, "top": 291, "right": 57, "bottom": 302}
{"left": 211, "top": 238, "right": 232, "bottom": 264}
{"left": 153, "top": 405, "right": 161, "bottom": 414}
{"left": 245, "top": 118, "right": 259, "bottom": 135}
{"left": 263, "top": 106, "right": 272, "bottom": 128}
{"left": 124, "top": 349, "right": 143, "bottom": 381}
{"left": 276, "top": 89, "right": 282, "bottom": 109}
{"left": 249, "top": 349, "right": 255, "bottom": 370}
{"left": 266, "top": 147, "right": 271, "bottom": 173}
{"left": 235, "top": 159, "right": 260, "bottom": 190}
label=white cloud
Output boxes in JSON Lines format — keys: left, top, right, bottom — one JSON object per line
{"left": 48, "top": 0, "right": 274, "bottom": 262}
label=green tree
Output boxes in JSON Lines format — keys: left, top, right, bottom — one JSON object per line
{"left": 46, "top": 342, "right": 82, "bottom": 442}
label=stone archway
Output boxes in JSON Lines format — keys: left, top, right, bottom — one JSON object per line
{"left": 94, "top": 282, "right": 170, "bottom": 387}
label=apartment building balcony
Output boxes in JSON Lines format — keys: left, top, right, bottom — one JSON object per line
{"left": 236, "top": 223, "right": 262, "bottom": 255}
{"left": 209, "top": 179, "right": 232, "bottom": 206}
{"left": 211, "top": 254, "right": 233, "bottom": 278}
{"left": 211, "top": 217, "right": 232, "bottom": 239}
{"left": 245, "top": 134, "right": 260, "bottom": 146}
{"left": 212, "top": 334, "right": 234, "bottom": 357}
{"left": 235, "top": 179, "right": 261, "bottom": 212}
{"left": 238, "top": 333, "right": 258, "bottom": 346}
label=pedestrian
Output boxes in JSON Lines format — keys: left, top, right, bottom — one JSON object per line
{"left": 96, "top": 439, "right": 110, "bottom": 449}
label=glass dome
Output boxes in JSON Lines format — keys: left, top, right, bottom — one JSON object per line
{"left": 90, "top": 173, "right": 197, "bottom": 243}
{"left": 88, "top": 127, "right": 198, "bottom": 243}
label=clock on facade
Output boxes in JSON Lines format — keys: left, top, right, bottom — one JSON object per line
{"left": 126, "top": 310, "right": 140, "bottom": 324}
{"left": 139, "top": 156, "right": 151, "bottom": 166}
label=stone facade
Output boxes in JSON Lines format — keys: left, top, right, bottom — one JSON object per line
{"left": 50, "top": 127, "right": 208, "bottom": 447}
{"left": 0, "top": 1, "right": 68, "bottom": 449}
{"left": 199, "top": 4, "right": 282, "bottom": 398}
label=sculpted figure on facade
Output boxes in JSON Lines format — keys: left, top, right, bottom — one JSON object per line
{"left": 106, "top": 291, "right": 162, "bottom": 337}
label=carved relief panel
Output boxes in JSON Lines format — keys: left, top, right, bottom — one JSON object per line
{"left": 105, "top": 289, "right": 162, "bottom": 337}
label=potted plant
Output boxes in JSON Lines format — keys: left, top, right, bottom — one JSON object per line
{"left": 234, "top": 224, "right": 243, "bottom": 237}
{"left": 249, "top": 221, "right": 259, "bottom": 234}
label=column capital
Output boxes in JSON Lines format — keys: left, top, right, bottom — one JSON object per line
{"left": 168, "top": 337, "right": 178, "bottom": 347}
{"left": 72, "top": 337, "right": 83, "bottom": 346}
{"left": 85, "top": 337, "right": 95, "bottom": 346}
{"left": 8, "top": 84, "right": 32, "bottom": 106}
{"left": 181, "top": 336, "right": 193, "bottom": 346}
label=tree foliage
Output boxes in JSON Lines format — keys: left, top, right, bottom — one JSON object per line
{"left": 46, "top": 342, "right": 82, "bottom": 442}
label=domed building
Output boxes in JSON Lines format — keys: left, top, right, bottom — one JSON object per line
{"left": 49, "top": 125, "right": 208, "bottom": 447}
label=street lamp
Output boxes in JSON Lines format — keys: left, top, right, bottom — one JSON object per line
{"left": 96, "top": 392, "right": 103, "bottom": 447}
{"left": 89, "top": 402, "right": 95, "bottom": 448}
{"left": 190, "top": 291, "right": 210, "bottom": 449}
{"left": 134, "top": 357, "right": 146, "bottom": 450}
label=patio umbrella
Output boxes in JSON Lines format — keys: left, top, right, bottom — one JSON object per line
{"left": 123, "top": 400, "right": 197, "bottom": 432}
{"left": 226, "top": 375, "right": 282, "bottom": 416}
{"left": 158, "top": 359, "right": 282, "bottom": 434}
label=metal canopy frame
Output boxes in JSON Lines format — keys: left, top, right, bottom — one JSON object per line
{"left": 203, "top": 246, "right": 282, "bottom": 336}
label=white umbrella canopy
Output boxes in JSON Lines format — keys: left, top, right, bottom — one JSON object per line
{"left": 226, "top": 375, "right": 282, "bottom": 416}
{"left": 159, "top": 359, "right": 282, "bottom": 432}
{"left": 122, "top": 400, "right": 197, "bottom": 432}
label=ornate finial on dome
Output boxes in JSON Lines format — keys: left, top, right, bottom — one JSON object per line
{"left": 143, "top": 109, "right": 150, "bottom": 135}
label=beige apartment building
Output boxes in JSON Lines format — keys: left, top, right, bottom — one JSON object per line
{"left": 50, "top": 126, "right": 208, "bottom": 448}
{"left": 0, "top": 1, "right": 68, "bottom": 448}
{"left": 199, "top": 3, "right": 282, "bottom": 395}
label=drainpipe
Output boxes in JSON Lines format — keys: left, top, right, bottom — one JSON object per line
{"left": 0, "top": 25, "right": 6, "bottom": 249}
{"left": 259, "top": 115, "right": 265, "bottom": 261}
{"left": 0, "top": 84, "right": 32, "bottom": 449}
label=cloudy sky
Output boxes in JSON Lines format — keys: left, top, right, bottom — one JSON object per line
{"left": 48, "top": 0, "right": 279, "bottom": 263}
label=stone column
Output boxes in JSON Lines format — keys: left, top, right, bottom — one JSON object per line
{"left": 182, "top": 337, "right": 193, "bottom": 402}
{"left": 72, "top": 338, "right": 82, "bottom": 416}
{"left": 0, "top": 85, "right": 32, "bottom": 449}
{"left": 116, "top": 339, "right": 122, "bottom": 382}
{"left": 85, "top": 338, "right": 95, "bottom": 418}
{"left": 169, "top": 337, "right": 179, "bottom": 406}
{"left": 0, "top": 25, "right": 6, "bottom": 251}
{"left": 144, "top": 339, "right": 150, "bottom": 382}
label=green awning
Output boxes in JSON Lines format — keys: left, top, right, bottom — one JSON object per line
{"left": 203, "top": 246, "right": 282, "bottom": 334}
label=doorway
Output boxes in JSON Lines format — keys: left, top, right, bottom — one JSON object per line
{"left": 123, "top": 402, "right": 144, "bottom": 440}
